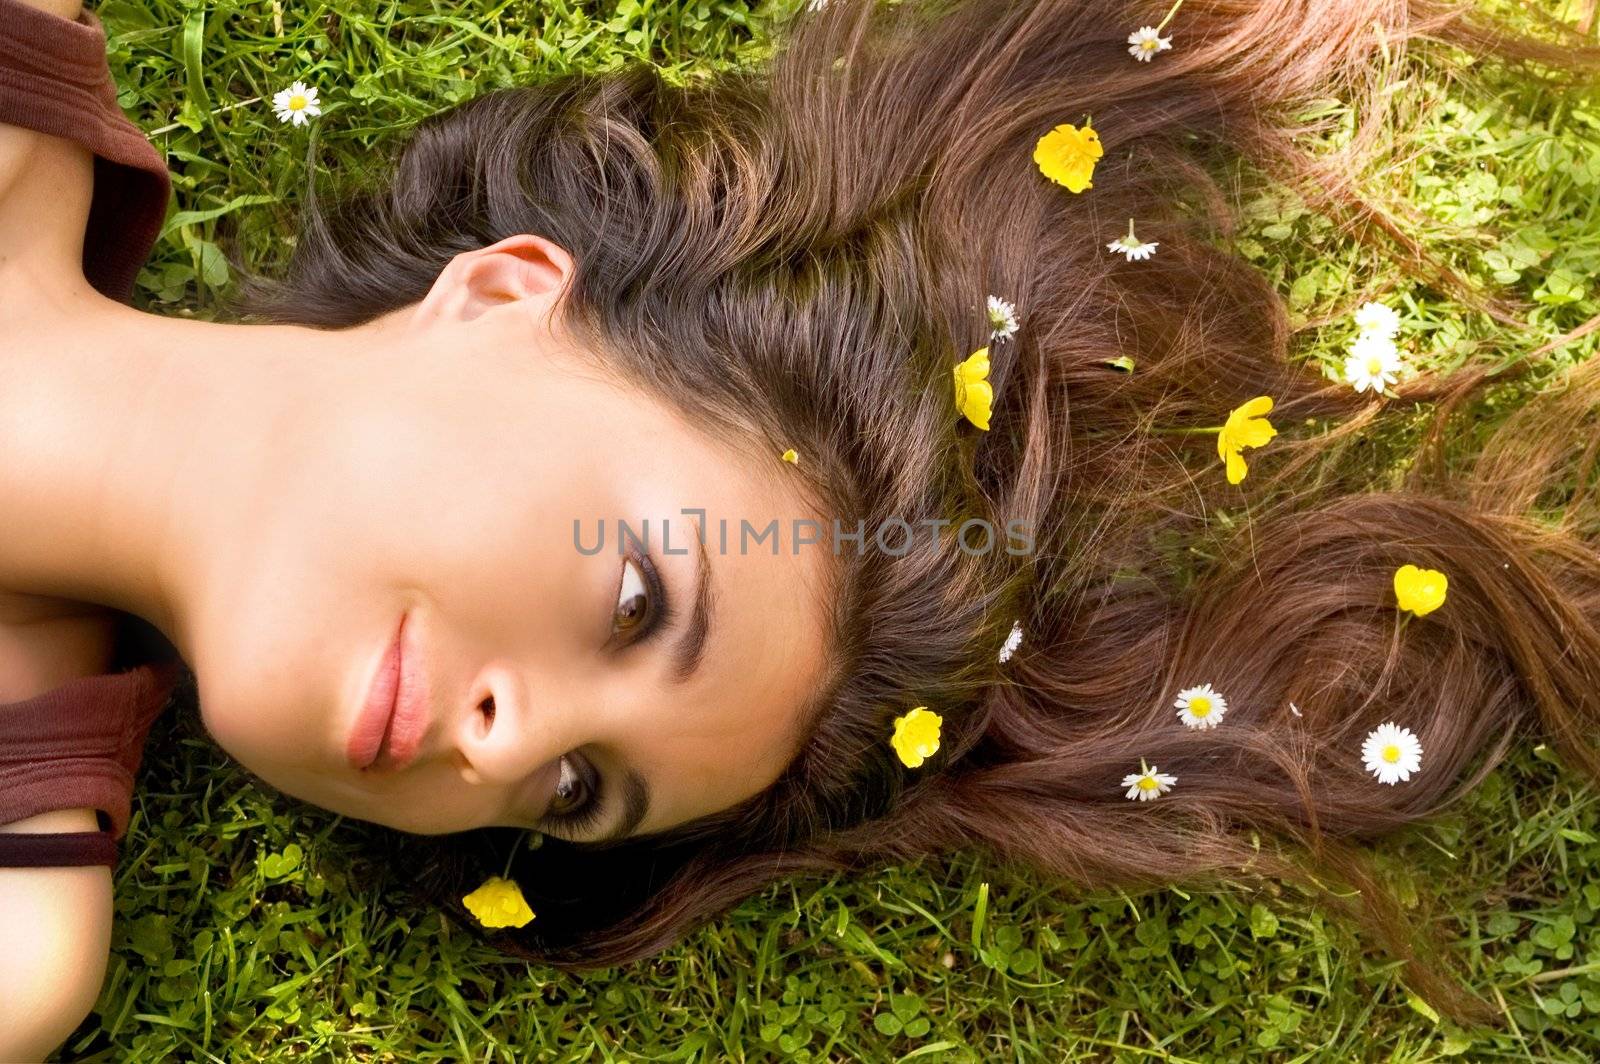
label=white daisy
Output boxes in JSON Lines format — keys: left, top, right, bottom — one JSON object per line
{"left": 1107, "top": 219, "right": 1158, "bottom": 262}
{"left": 1343, "top": 331, "right": 1403, "bottom": 395}
{"left": 998, "top": 620, "right": 1024, "bottom": 664}
{"left": 1121, "top": 761, "right": 1177, "bottom": 801}
{"left": 1353, "top": 300, "right": 1401, "bottom": 339}
{"left": 807, "top": 0, "right": 828, "bottom": 10}
{"left": 272, "top": 81, "right": 322, "bottom": 127}
{"left": 1173, "top": 683, "right": 1227, "bottom": 729}
{"left": 986, "top": 295, "right": 1020, "bottom": 342}
{"left": 1127, "top": 26, "right": 1172, "bottom": 62}
{"left": 1361, "top": 721, "right": 1423, "bottom": 784}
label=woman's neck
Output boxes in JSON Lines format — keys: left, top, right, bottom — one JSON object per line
{"left": 0, "top": 281, "right": 379, "bottom": 662}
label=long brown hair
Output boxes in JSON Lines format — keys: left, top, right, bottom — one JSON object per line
{"left": 227, "top": 0, "right": 1600, "bottom": 1023}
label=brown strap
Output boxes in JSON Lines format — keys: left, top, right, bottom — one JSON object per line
{"left": 0, "top": 829, "right": 117, "bottom": 867}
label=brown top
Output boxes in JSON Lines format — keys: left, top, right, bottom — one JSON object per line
{"left": 0, "top": 0, "right": 172, "bottom": 301}
{"left": 0, "top": 658, "right": 182, "bottom": 834}
{"left": 0, "top": 0, "right": 182, "bottom": 866}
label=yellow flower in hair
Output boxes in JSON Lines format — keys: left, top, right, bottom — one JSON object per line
{"left": 1217, "top": 395, "right": 1277, "bottom": 485}
{"left": 1393, "top": 565, "right": 1447, "bottom": 617}
{"left": 1033, "top": 120, "right": 1103, "bottom": 193}
{"left": 462, "top": 875, "right": 536, "bottom": 929}
{"left": 891, "top": 706, "right": 943, "bottom": 768}
{"left": 781, "top": 448, "right": 800, "bottom": 464}
{"left": 953, "top": 347, "right": 993, "bottom": 430}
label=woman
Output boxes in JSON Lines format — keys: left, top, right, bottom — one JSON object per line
{"left": 2, "top": 0, "right": 1598, "bottom": 1053}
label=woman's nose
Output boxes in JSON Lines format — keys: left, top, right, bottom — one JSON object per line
{"left": 450, "top": 664, "right": 560, "bottom": 791}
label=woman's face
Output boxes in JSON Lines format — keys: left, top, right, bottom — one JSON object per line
{"left": 187, "top": 235, "right": 836, "bottom": 840}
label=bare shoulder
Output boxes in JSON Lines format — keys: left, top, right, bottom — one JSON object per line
{"left": 0, "top": 807, "right": 116, "bottom": 1063}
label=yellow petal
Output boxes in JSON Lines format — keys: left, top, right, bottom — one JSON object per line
{"left": 962, "top": 380, "right": 993, "bottom": 430}
{"left": 1232, "top": 416, "right": 1278, "bottom": 450}
{"left": 1238, "top": 395, "right": 1274, "bottom": 419}
{"left": 781, "top": 448, "right": 799, "bottom": 464}
{"left": 953, "top": 348, "right": 993, "bottom": 430}
{"left": 1225, "top": 448, "right": 1247, "bottom": 485}
{"left": 958, "top": 346, "right": 991, "bottom": 382}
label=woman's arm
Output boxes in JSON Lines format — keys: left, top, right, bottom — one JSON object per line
{"left": 0, "top": 807, "right": 115, "bottom": 1064}
{"left": 12, "top": 0, "right": 79, "bottom": 18}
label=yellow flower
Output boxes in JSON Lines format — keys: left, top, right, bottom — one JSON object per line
{"left": 891, "top": 706, "right": 943, "bottom": 768}
{"left": 1033, "top": 121, "right": 1103, "bottom": 193}
{"left": 781, "top": 448, "right": 800, "bottom": 464}
{"left": 1393, "top": 565, "right": 1447, "bottom": 617}
{"left": 1217, "top": 395, "right": 1277, "bottom": 485}
{"left": 462, "top": 875, "right": 536, "bottom": 929}
{"left": 953, "top": 347, "right": 993, "bottom": 430}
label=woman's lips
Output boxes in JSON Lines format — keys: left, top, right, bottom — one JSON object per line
{"left": 348, "top": 612, "right": 428, "bottom": 773}
{"left": 348, "top": 618, "right": 403, "bottom": 770}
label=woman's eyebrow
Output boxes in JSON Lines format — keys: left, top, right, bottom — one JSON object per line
{"left": 667, "top": 524, "right": 713, "bottom": 684}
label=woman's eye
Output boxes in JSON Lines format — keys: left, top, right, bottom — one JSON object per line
{"left": 614, "top": 557, "right": 652, "bottom": 634}
{"left": 606, "top": 550, "right": 670, "bottom": 651}
{"left": 548, "top": 755, "right": 592, "bottom": 818}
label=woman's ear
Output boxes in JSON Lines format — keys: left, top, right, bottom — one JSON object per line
{"left": 411, "top": 233, "right": 575, "bottom": 329}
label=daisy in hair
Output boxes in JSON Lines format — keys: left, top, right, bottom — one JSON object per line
{"left": 1174, "top": 683, "right": 1227, "bottom": 729}
{"left": 1127, "top": 26, "right": 1172, "bottom": 61}
{"left": 1362, "top": 722, "right": 1423, "bottom": 784}
{"left": 1107, "top": 218, "right": 1158, "bottom": 262}
{"left": 1122, "top": 759, "right": 1177, "bottom": 800}
{"left": 987, "top": 295, "right": 1020, "bottom": 341}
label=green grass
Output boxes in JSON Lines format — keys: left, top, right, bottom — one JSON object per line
{"left": 60, "top": 0, "right": 1600, "bottom": 1059}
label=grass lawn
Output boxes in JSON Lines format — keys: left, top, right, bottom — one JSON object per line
{"left": 61, "top": 0, "right": 1600, "bottom": 1058}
